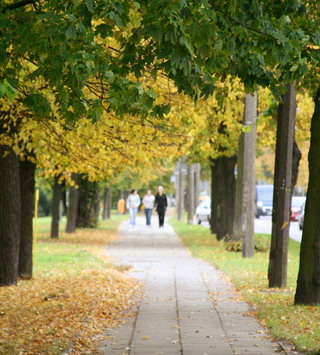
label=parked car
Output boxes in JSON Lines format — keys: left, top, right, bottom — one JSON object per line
{"left": 298, "top": 201, "right": 305, "bottom": 230}
{"left": 290, "top": 196, "right": 306, "bottom": 222}
{"left": 255, "top": 184, "right": 273, "bottom": 218}
{"left": 195, "top": 198, "right": 211, "bottom": 224}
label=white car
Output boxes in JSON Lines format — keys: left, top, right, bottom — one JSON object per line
{"left": 195, "top": 199, "right": 211, "bottom": 224}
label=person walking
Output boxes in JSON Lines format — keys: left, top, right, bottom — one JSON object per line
{"left": 126, "top": 190, "right": 141, "bottom": 226}
{"left": 154, "top": 186, "right": 168, "bottom": 228}
{"left": 143, "top": 189, "right": 155, "bottom": 227}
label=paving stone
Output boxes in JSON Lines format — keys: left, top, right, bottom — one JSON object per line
{"left": 98, "top": 216, "right": 300, "bottom": 355}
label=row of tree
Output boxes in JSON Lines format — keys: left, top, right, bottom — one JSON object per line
{"left": 1, "top": 1, "right": 320, "bottom": 306}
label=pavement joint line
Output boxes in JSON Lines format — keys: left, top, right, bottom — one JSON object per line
{"left": 173, "top": 264, "right": 183, "bottom": 354}
{"left": 200, "top": 270, "right": 235, "bottom": 354}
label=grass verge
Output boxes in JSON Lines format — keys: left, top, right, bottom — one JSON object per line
{"left": 0, "top": 213, "right": 141, "bottom": 355}
{"left": 170, "top": 218, "right": 320, "bottom": 354}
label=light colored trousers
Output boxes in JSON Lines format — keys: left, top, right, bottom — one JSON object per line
{"left": 129, "top": 207, "right": 138, "bottom": 225}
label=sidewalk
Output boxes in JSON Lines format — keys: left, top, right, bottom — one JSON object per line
{"left": 99, "top": 216, "right": 299, "bottom": 355}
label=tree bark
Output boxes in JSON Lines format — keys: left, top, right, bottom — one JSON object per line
{"left": 77, "top": 176, "right": 100, "bottom": 228}
{"left": 123, "top": 190, "right": 129, "bottom": 214}
{"left": 294, "top": 88, "right": 320, "bottom": 305}
{"left": 61, "top": 181, "right": 67, "bottom": 216}
{"left": 268, "top": 84, "right": 296, "bottom": 288}
{"left": 108, "top": 188, "right": 112, "bottom": 218}
{"left": 177, "top": 158, "right": 184, "bottom": 221}
{"left": 102, "top": 187, "right": 112, "bottom": 220}
{"left": 210, "top": 155, "right": 237, "bottom": 240}
{"left": 194, "top": 163, "right": 200, "bottom": 207}
{"left": 0, "top": 145, "right": 21, "bottom": 286}
{"left": 233, "top": 130, "right": 244, "bottom": 242}
{"left": 18, "top": 159, "right": 35, "bottom": 279}
{"left": 233, "top": 93, "right": 257, "bottom": 256}
{"left": 187, "top": 164, "right": 195, "bottom": 224}
{"left": 50, "top": 175, "right": 62, "bottom": 239}
{"left": 92, "top": 182, "right": 101, "bottom": 221}
{"left": 65, "top": 174, "right": 79, "bottom": 233}
{"left": 291, "top": 140, "right": 302, "bottom": 198}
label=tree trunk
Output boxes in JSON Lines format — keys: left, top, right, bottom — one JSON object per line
{"left": 61, "top": 181, "right": 67, "bottom": 216}
{"left": 77, "top": 176, "right": 100, "bottom": 228}
{"left": 210, "top": 160, "right": 217, "bottom": 235}
{"left": 123, "top": 190, "right": 129, "bottom": 214}
{"left": 66, "top": 174, "right": 79, "bottom": 233}
{"left": 194, "top": 163, "right": 200, "bottom": 207}
{"left": 92, "top": 183, "right": 101, "bottom": 221}
{"left": 102, "top": 187, "right": 111, "bottom": 220}
{"left": 18, "top": 160, "right": 35, "bottom": 279}
{"left": 177, "top": 158, "right": 184, "bottom": 221}
{"left": 187, "top": 164, "right": 195, "bottom": 224}
{"left": 210, "top": 155, "right": 237, "bottom": 240}
{"left": 233, "top": 93, "right": 257, "bottom": 256}
{"left": 268, "top": 84, "right": 296, "bottom": 288}
{"left": 0, "top": 146, "right": 21, "bottom": 286}
{"left": 233, "top": 131, "right": 244, "bottom": 242}
{"left": 294, "top": 88, "right": 320, "bottom": 304}
{"left": 108, "top": 188, "right": 112, "bottom": 218}
{"left": 291, "top": 140, "right": 302, "bottom": 198}
{"left": 50, "top": 175, "right": 62, "bottom": 239}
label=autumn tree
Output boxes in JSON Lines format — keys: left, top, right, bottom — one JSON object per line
{"left": 234, "top": 93, "right": 257, "bottom": 257}
{"left": 183, "top": 79, "right": 244, "bottom": 240}
{"left": 65, "top": 174, "right": 80, "bottom": 234}
{"left": 1, "top": 0, "right": 320, "bottom": 304}
{"left": 294, "top": 86, "right": 320, "bottom": 304}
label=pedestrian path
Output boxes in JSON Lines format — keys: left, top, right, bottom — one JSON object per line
{"left": 99, "top": 216, "right": 299, "bottom": 355}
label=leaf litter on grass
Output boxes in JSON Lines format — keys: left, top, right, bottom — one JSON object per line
{"left": 0, "top": 228, "right": 143, "bottom": 354}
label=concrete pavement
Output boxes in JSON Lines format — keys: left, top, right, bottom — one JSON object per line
{"left": 99, "top": 216, "right": 299, "bottom": 355}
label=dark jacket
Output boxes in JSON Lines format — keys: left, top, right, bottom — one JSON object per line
{"left": 154, "top": 193, "right": 168, "bottom": 212}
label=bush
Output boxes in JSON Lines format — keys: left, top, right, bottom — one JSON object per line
{"left": 224, "top": 239, "right": 268, "bottom": 253}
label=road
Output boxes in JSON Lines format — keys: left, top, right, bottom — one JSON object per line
{"left": 200, "top": 216, "right": 302, "bottom": 242}
{"left": 254, "top": 216, "right": 302, "bottom": 242}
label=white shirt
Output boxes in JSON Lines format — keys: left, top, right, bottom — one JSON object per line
{"left": 143, "top": 194, "right": 155, "bottom": 209}
{"left": 126, "top": 194, "right": 141, "bottom": 209}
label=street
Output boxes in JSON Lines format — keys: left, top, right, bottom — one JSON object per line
{"left": 200, "top": 216, "right": 302, "bottom": 243}
{"left": 254, "top": 216, "right": 302, "bottom": 243}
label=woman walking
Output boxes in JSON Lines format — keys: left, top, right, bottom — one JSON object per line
{"left": 143, "top": 189, "right": 155, "bottom": 227}
{"left": 154, "top": 186, "right": 168, "bottom": 228}
{"left": 126, "top": 190, "right": 141, "bottom": 226}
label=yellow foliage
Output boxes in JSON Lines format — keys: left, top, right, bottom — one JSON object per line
{"left": 0, "top": 227, "right": 142, "bottom": 354}
{"left": 170, "top": 78, "right": 246, "bottom": 161}
{"left": 0, "top": 97, "right": 189, "bottom": 182}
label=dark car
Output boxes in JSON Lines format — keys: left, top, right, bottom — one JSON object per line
{"left": 255, "top": 184, "right": 273, "bottom": 218}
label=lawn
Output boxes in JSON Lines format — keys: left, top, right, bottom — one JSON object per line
{"left": 0, "top": 213, "right": 141, "bottom": 355}
{"left": 170, "top": 219, "right": 320, "bottom": 354}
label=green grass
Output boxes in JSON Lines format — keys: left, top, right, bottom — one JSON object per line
{"left": 34, "top": 243, "right": 107, "bottom": 273}
{"left": 170, "top": 218, "right": 320, "bottom": 353}
{"left": 33, "top": 212, "right": 127, "bottom": 274}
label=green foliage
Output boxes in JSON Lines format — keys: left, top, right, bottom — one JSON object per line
{"left": 23, "top": 94, "right": 52, "bottom": 118}
{"left": 0, "top": 79, "right": 17, "bottom": 101}
{"left": 1, "top": 0, "right": 319, "bottom": 125}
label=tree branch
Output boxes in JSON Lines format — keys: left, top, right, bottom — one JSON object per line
{"left": 210, "top": 3, "right": 274, "bottom": 39}
{"left": 2, "top": 0, "right": 36, "bottom": 13}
